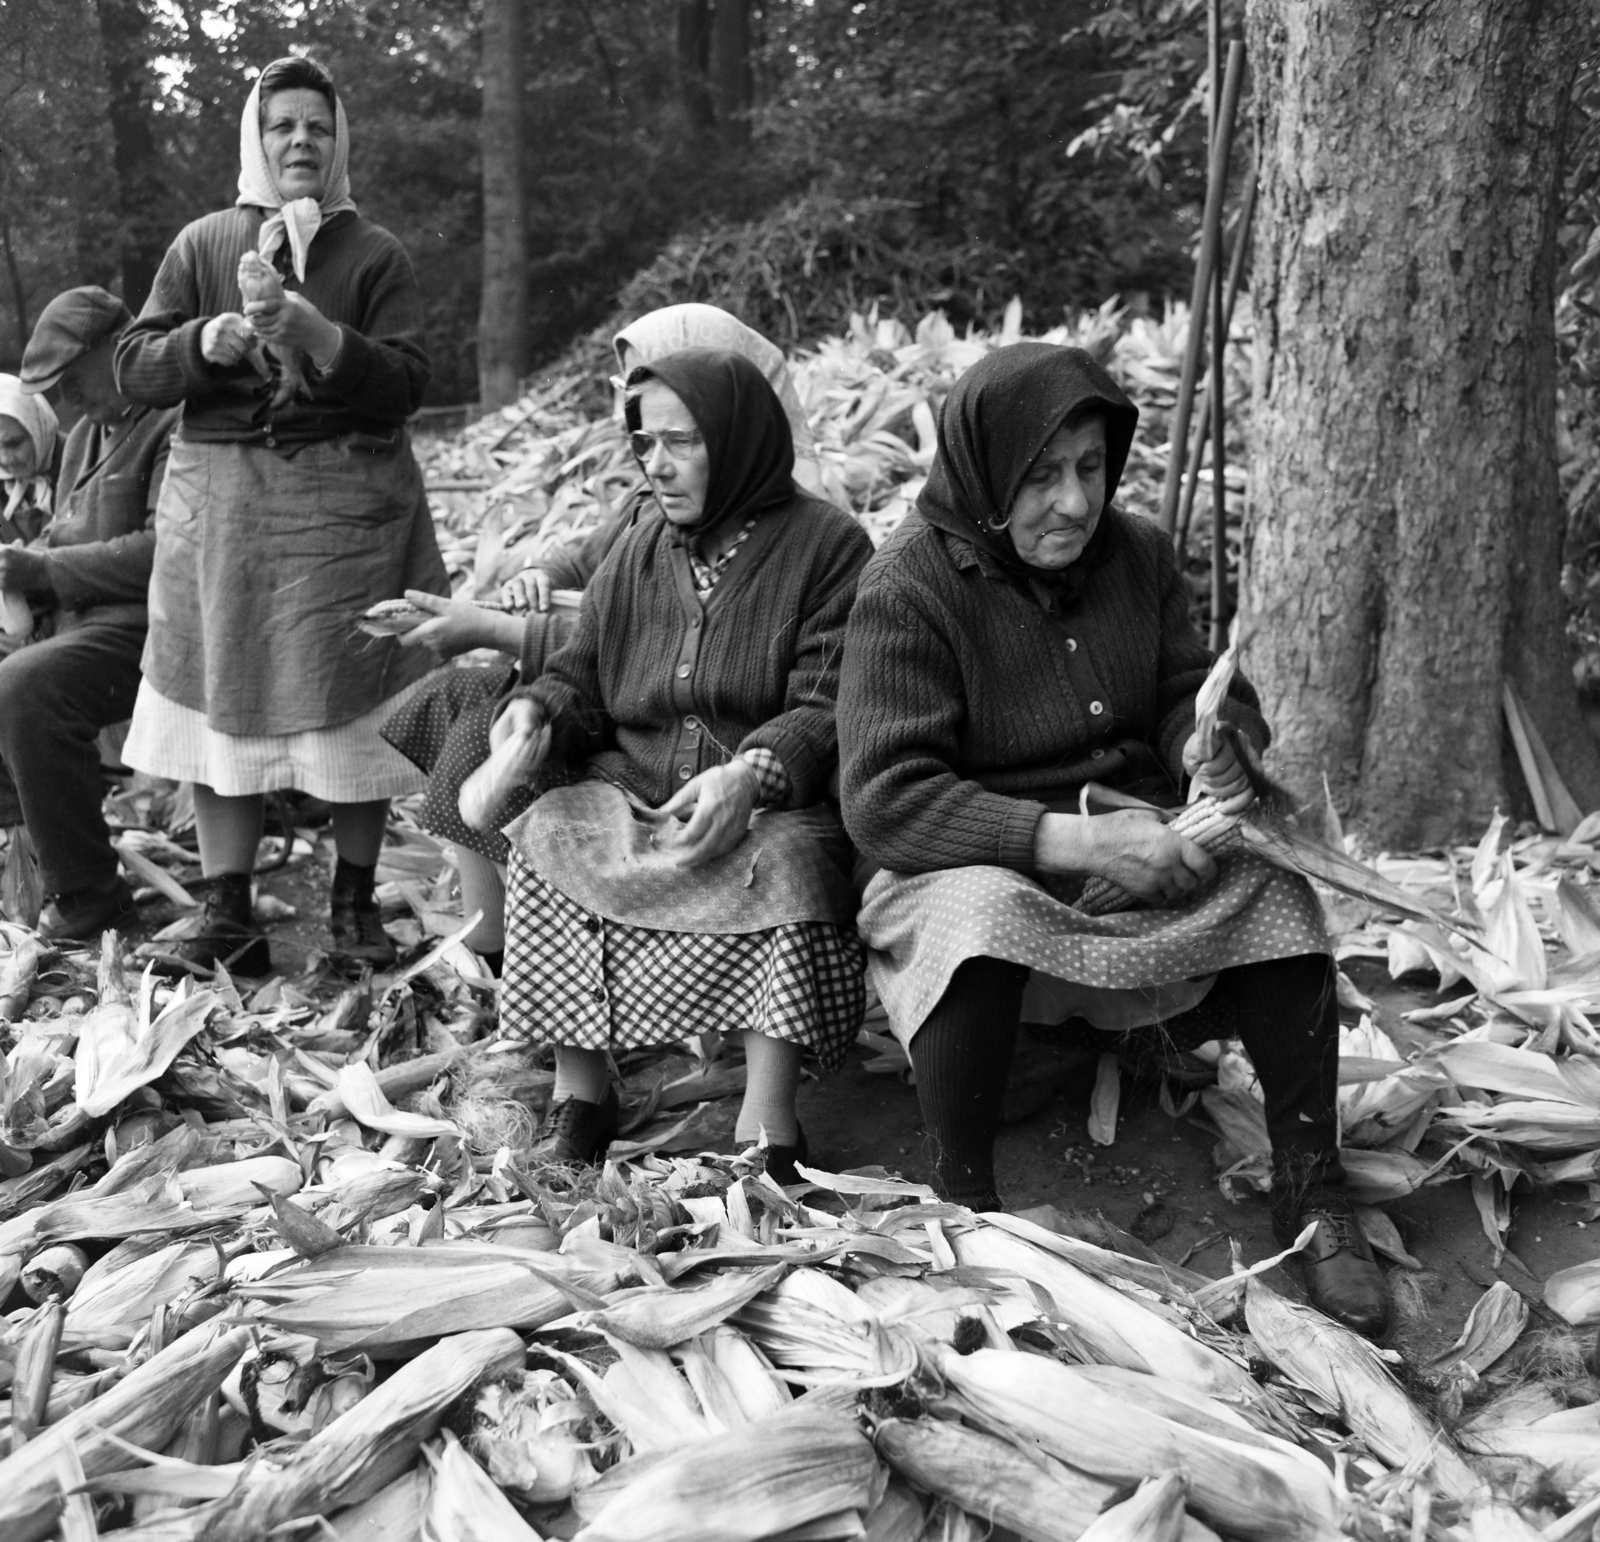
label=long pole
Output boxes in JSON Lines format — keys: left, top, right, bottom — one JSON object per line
{"left": 1174, "top": 174, "right": 1257, "bottom": 554}
{"left": 1157, "top": 41, "right": 1246, "bottom": 537}
{"left": 1207, "top": 0, "right": 1229, "bottom": 652}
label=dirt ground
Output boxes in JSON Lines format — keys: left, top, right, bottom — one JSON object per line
{"left": 119, "top": 816, "right": 1598, "bottom": 1373}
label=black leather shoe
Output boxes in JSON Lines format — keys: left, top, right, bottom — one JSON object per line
{"left": 39, "top": 877, "right": 138, "bottom": 942}
{"left": 762, "top": 1124, "right": 810, "bottom": 1186}
{"left": 171, "top": 892, "right": 272, "bottom": 976}
{"left": 330, "top": 897, "right": 398, "bottom": 967}
{"left": 530, "top": 1086, "right": 621, "bottom": 1165}
{"left": 1274, "top": 1186, "right": 1392, "bottom": 1338}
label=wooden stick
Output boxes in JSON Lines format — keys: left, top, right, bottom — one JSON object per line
{"left": 1174, "top": 173, "right": 1257, "bottom": 553}
{"left": 1158, "top": 41, "right": 1247, "bottom": 535}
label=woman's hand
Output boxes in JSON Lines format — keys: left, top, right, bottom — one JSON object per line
{"left": 459, "top": 697, "right": 551, "bottom": 832}
{"left": 398, "top": 589, "right": 519, "bottom": 658}
{"left": 243, "top": 292, "right": 342, "bottom": 368}
{"left": 500, "top": 567, "right": 553, "bottom": 614}
{"left": 652, "top": 760, "right": 760, "bottom": 868}
{"left": 1036, "top": 809, "right": 1217, "bottom": 907}
{"left": 201, "top": 314, "right": 255, "bottom": 367}
{"left": 1182, "top": 729, "right": 1256, "bottom": 813}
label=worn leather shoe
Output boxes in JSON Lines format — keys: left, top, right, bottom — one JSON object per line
{"left": 171, "top": 893, "right": 272, "bottom": 976}
{"left": 761, "top": 1124, "right": 810, "bottom": 1186}
{"left": 39, "top": 876, "right": 138, "bottom": 942}
{"left": 330, "top": 897, "right": 398, "bottom": 967}
{"left": 529, "top": 1086, "right": 621, "bottom": 1166}
{"left": 1275, "top": 1186, "right": 1392, "bottom": 1337}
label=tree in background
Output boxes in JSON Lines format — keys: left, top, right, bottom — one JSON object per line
{"left": 1244, "top": 0, "right": 1600, "bottom": 845}
{"left": 478, "top": 0, "right": 526, "bottom": 410}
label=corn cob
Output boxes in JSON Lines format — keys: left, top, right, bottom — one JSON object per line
{"left": 873, "top": 1414, "right": 1118, "bottom": 1541}
{"left": 572, "top": 1408, "right": 877, "bottom": 1542}
{"left": 19, "top": 1245, "right": 87, "bottom": 1302}
{"left": 0, "top": 1321, "right": 251, "bottom": 1542}
{"left": 422, "top": 1429, "right": 542, "bottom": 1541}
{"left": 10, "top": 1301, "right": 63, "bottom": 1445}
{"left": 197, "top": 1328, "right": 524, "bottom": 1541}
{"left": 923, "top": 1344, "right": 1341, "bottom": 1542}
{"left": 1076, "top": 1472, "right": 1188, "bottom": 1542}
{"left": 1243, "top": 1277, "right": 1478, "bottom": 1499}
{"left": 569, "top": 1261, "right": 786, "bottom": 1352}
{"left": 1075, "top": 795, "right": 1244, "bottom": 915}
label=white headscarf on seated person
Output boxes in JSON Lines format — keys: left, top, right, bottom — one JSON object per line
{"left": 235, "top": 61, "right": 358, "bottom": 283}
{"left": 0, "top": 373, "right": 58, "bottom": 526}
{"left": 613, "top": 304, "right": 822, "bottom": 494}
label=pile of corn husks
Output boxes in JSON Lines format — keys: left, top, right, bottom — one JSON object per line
{"left": 1, "top": 791, "right": 1599, "bottom": 1540}
{"left": 416, "top": 296, "right": 1251, "bottom": 631}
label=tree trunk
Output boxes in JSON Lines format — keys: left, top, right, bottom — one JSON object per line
{"left": 94, "top": 0, "right": 166, "bottom": 308}
{"left": 477, "top": 0, "right": 527, "bottom": 412}
{"left": 1242, "top": 0, "right": 1600, "bottom": 846}
{"left": 677, "top": 0, "right": 715, "bottom": 133}
{"left": 710, "top": 0, "right": 751, "bottom": 150}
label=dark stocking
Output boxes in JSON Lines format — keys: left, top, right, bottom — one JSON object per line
{"left": 907, "top": 956, "right": 1030, "bottom": 1209}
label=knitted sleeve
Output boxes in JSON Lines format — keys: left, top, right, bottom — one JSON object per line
{"left": 310, "top": 233, "right": 430, "bottom": 422}
{"left": 838, "top": 572, "right": 1047, "bottom": 875}
{"left": 1150, "top": 533, "right": 1269, "bottom": 781}
{"left": 514, "top": 574, "right": 612, "bottom": 764}
{"left": 115, "top": 225, "right": 230, "bottom": 407}
{"left": 736, "top": 516, "right": 873, "bottom": 807}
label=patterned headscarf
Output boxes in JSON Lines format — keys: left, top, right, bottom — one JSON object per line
{"left": 236, "top": 59, "right": 357, "bottom": 281}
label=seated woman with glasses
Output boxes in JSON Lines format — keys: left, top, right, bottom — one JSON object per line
{"left": 469, "top": 347, "right": 872, "bottom": 1177}
{"left": 382, "top": 304, "right": 819, "bottom": 971}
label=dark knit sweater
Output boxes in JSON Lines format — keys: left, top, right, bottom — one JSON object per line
{"left": 837, "top": 507, "right": 1270, "bottom": 875}
{"left": 114, "top": 208, "right": 429, "bottom": 447}
{"left": 520, "top": 493, "right": 873, "bottom": 810}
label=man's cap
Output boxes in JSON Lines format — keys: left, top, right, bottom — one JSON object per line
{"left": 21, "top": 286, "right": 133, "bottom": 393}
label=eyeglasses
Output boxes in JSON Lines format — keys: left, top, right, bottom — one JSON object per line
{"left": 630, "top": 428, "right": 703, "bottom": 462}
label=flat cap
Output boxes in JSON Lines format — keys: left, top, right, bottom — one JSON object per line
{"left": 21, "top": 286, "right": 133, "bottom": 393}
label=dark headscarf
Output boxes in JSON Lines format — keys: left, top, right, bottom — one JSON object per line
{"left": 625, "top": 347, "right": 796, "bottom": 543}
{"left": 916, "top": 342, "right": 1140, "bottom": 591}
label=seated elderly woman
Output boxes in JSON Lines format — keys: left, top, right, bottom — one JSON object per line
{"left": 381, "top": 303, "right": 821, "bottom": 970}
{"left": 837, "top": 343, "right": 1390, "bottom": 1336}
{"left": 478, "top": 347, "right": 873, "bottom": 1178}
{"left": 0, "top": 375, "right": 59, "bottom": 548}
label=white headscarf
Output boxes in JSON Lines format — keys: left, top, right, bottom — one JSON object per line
{"left": 236, "top": 62, "right": 358, "bottom": 282}
{"left": 0, "top": 374, "right": 58, "bottom": 527}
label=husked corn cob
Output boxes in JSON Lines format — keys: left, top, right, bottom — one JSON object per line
{"left": 1076, "top": 795, "right": 1244, "bottom": 915}
{"left": 873, "top": 1415, "right": 1117, "bottom": 1541}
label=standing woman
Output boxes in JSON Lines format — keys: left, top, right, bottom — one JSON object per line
{"left": 116, "top": 56, "right": 446, "bottom": 973}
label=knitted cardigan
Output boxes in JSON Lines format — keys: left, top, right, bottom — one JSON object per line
{"left": 837, "top": 506, "right": 1270, "bottom": 876}
{"left": 520, "top": 492, "right": 873, "bottom": 810}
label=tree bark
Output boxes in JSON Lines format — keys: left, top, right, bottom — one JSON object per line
{"left": 1243, "top": 0, "right": 1600, "bottom": 846}
{"left": 710, "top": 0, "right": 751, "bottom": 150}
{"left": 677, "top": 0, "right": 715, "bottom": 133}
{"left": 477, "top": 0, "right": 527, "bottom": 411}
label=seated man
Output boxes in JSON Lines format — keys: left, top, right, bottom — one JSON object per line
{"left": 0, "top": 287, "right": 179, "bottom": 940}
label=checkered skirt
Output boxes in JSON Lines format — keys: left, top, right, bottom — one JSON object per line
{"left": 501, "top": 854, "right": 866, "bottom": 1069}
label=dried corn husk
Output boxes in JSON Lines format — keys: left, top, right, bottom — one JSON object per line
{"left": 10, "top": 1300, "right": 64, "bottom": 1444}
{"left": 1243, "top": 1278, "right": 1477, "bottom": 1498}
{"left": 924, "top": 1345, "right": 1340, "bottom": 1542}
{"left": 573, "top": 1409, "right": 877, "bottom": 1542}
{"left": 950, "top": 1222, "right": 1260, "bottom": 1405}
{"left": 196, "top": 1328, "right": 524, "bottom": 1541}
{"left": 421, "top": 1430, "right": 542, "bottom": 1541}
{"left": 1075, "top": 1472, "right": 1187, "bottom": 1542}
{"left": 1544, "top": 1258, "right": 1600, "bottom": 1325}
{"left": 873, "top": 1414, "right": 1117, "bottom": 1541}
{"left": 0, "top": 933, "right": 43, "bottom": 1022}
{"left": 575, "top": 1263, "right": 785, "bottom": 1350}
{"left": 0, "top": 1321, "right": 250, "bottom": 1542}
{"left": 177, "top": 1155, "right": 303, "bottom": 1208}
{"left": 327, "top": 1466, "right": 429, "bottom": 1541}
{"left": 19, "top": 1243, "right": 87, "bottom": 1301}
{"left": 1427, "top": 1281, "right": 1528, "bottom": 1384}
{"left": 65, "top": 1238, "right": 218, "bottom": 1343}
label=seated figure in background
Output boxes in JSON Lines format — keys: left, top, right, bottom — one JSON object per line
{"left": 836, "top": 342, "right": 1392, "bottom": 1336}
{"left": 481, "top": 347, "right": 872, "bottom": 1179}
{"left": 0, "top": 288, "right": 178, "bottom": 941}
{"left": 382, "top": 304, "right": 821, "bottom": 971}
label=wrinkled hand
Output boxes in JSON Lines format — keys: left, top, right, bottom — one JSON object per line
{"left": 459, "top": 696, "right": 551, "bottom": 831}
{"left": 243, "top": 291, "right": 341, "bottom": 366}
{"left": 652, "top": 760, "right": 760, "bottom": 868}
{"left": 201, "top": 313, "right": 255, "bottom": 367}
{"left": 1036, "top": 807, "right": 1217, "bottom": 907}
{"left": 500, "top": 567, "right": 553, "bottom": 614}
{"left": 1182, "top": 728, "right": 1256, "bottom": 813}
{"left": 0, "top": 547, "right": 51, "bottom": 597}
{"left": 397, "top": 589, "right": 499, "bottom": 658}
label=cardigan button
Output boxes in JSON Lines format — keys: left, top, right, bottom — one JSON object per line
{"left": 676, "top": 663, "right": 691, "bottom": 678}
{"left": 1091, "top": 748, "right": 1106, "bottom": 760}
{"left": 1089, "top": 700, "right": 1105, "bottom": 716}
{"left": 678, "top": 764, "right": 693, "bottom": 780}
{"left": 689, "top": 616, "right": 702, "bottom": 628}
{"left": 1065, "top": 637, "right": 1078, "bottom": 651}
